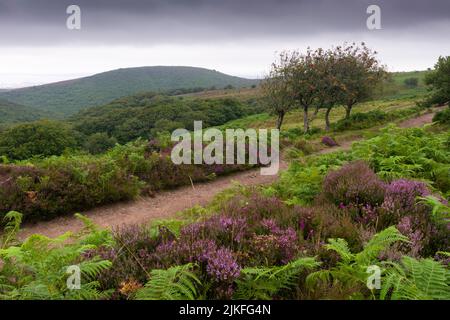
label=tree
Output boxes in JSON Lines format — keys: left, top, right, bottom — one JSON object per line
{"left": 84, "top": 132, "right": 117, "bottom": 154}
{"left": 424, "top": 56, "right": 450, "bottom": 106}
{"left": 261, "top": 71, "right": 294, "bottom": 130}
{"left": 0, "top": 120, "right": 80, "bottom": 160}
{"left": 333, "top": 43, "right": 386, "bottom": 119}
{"left": 272, "top": 50, "right": 324, "bottom": 133}
{"left": 312, "top": 49, "right": 346, "bottom": 131}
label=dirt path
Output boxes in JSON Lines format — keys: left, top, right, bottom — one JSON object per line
{"left": 19, "top": 161, "right": 288, "bottom": 239}
{"left": 17, "top": 108, "right": 442, "bottom": 239}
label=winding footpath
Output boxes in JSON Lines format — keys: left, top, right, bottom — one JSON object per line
{"left": 17, "top": 109, "right": 442, "bottom": 239}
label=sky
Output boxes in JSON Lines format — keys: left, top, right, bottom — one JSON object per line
{"left": 0, "top": 0, "right": 449, "bottom": 88}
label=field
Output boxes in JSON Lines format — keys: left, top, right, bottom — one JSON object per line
{"left": 0, "top": 62, "right": 449, "bottom": 301}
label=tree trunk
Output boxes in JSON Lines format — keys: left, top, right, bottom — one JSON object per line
{"left": 303, "top": 107, "right": 309, "bottom": 133}
{"left": 276, "top": 112, "right": 285, "bottom": 130}
{"left": 325, "top": 107, "right": 332, "bottom": 131}
{"left": 345, "top": 104, "right": 352, "bottom": 119}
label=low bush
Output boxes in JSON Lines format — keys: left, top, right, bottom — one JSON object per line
{"left": 0, "top": 140, "right": 250, "bottom": 222}
{"left": 433, "top": 107, "right": 450, "bottom": 125}
{"left": 321, "top": 136, "right": 338, "bottom": 147}
{"left": 333, "top": 110, "right": 389, "bottom": 131}
{"left": 321, "top": 161, "right": 386, "bottom": 207}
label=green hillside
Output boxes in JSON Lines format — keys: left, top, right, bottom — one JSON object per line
{"left": 0, "top": 66, "right": 259, "bottom": 117}
{"left": 0, "top": 98, "right": 51, "bottom": 125}
{"left": 375, "top": 70, "right": 431, "bottom": 100}
{"left": 69, "top": 92, "right": 264, "bottom": 144}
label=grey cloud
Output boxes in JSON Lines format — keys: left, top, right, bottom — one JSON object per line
{"left": 0, "top": 0, "right": 449, "bottom": 46}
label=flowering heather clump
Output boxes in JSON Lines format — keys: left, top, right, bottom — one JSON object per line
{"left": 155, "top": 239, "right": 218, "bottom": 267}
{"left": 382, "top": 179, "right": 430, "bottom": 218}
{"left": 155, "top": 237, "right": 240, "bottom": 298}
{"left": 321, "top": 161, "right": 386, "bottom": 206}
{"left": 81, "top": 225, "right": 163, "bottom": 292}
{"left": 321, "top": 136, "right": 338, "bottom": 147}
{"left": 220, "top": 192, "right": 298, "bottom": 227}
{"left": 206, "top": 247, "right": 241, "bottom": 283}
{"left": 112, "top": 224, "right": 161, "bottom": 249}
{"left": 358, "top": 204, "right": 378, "bottom": 225}
{"left": 250, "top": 219, "right": 299, "bottom": 265}
{"left": 176, "top": 215, "right": 249, "bottom": 248}
{"left": 397, "top": 215, "right": 424, "bottom": 257}
{"left": 206, "top": 215, "right": 249, "bottom": 245}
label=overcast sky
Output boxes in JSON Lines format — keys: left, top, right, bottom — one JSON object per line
{"left": 0, "top": 0, "right": 449, "bottom": 87}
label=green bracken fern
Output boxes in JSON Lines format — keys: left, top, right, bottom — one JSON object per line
{"left": 134, "top": 263, "right": 201, "bottom": 300}
{"left": 234, "top": 257, "right": 320, "bottom": 300}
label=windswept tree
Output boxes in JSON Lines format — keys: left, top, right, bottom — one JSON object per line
{"left": 312, "top": 49, "right": 346, "bottom": 131}
{"left": 270, "top": 49, "right": 325, "bottom": 133}
{"left": 333, "top": 43, "right": 386, "bottom": 119}
{"left": 266, "top": 44, "right": 385, "bottom": 132}
{"left": 261, "top": 71, "right": 294, "bottom": 130}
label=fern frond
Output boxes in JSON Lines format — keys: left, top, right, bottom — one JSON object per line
{"left": 325, "top": 238, "right": 353, "bottom": 263}
{"left": 135, "top": 263, "right": 201, "bottom": 300}
{"left": 234, "top": 257, "right": 319, "bottom": 300}
{"left": 381, "top": 256, "right": 450, "bottom": 300}
{"left": 79, "top": 259, "right": 112, "bottom": 281}
{"left": 356, "top": 226, "right": 409, "bottom": 265}
{"left": 1, "top": 211, "right": 23, "bottom": 249}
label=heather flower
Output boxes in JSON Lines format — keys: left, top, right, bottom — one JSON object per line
{"left": 155, "top": 239, "right": 218, "bottom": 267}
{"left": 321, "top": 136, "right": 338, "bottom": 147}
{"left": 210, "top": 215, "right": 248, "bottom": 243}
{"left": 322, "top": 161, "right": 386, "bottom": 206}
{"left": 397, "top": 216, "right": 424, "bottom": 257}
{"left": 260, "top": 218, "right": 281, "bottom": 233}
{"left": 206, "top": 247, "right": 241, "bottom": 283}
{"left": 252, "top": 219, "right": 299, "bottom": 264}
{"left": 355, "top": 204, "right": 378, "bottom": 225}
{"left": 382, "top": 179, "right": 430, "bottom": 217}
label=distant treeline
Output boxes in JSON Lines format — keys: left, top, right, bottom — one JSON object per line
{"left": 0, "top": 93, "right": 265, "bottom": 161}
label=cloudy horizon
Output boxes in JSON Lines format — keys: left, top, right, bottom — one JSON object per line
{"left": 1, "top": 0, "right": 449, "bottom": 88}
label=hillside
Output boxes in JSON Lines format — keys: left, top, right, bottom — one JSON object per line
{"left": 0, "top": 66, "right": 259, "bottom": 117}
{"left": 69, "top": 92, "right": 264, "bottom": 144}
{"left": 375, "top": 70, "right": 431, "bottom": 100}
{"left": 0, "top": 98, "right": 51, "bottom": 125}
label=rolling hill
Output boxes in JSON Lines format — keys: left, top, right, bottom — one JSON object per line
{"left": 0, "top": 99, "right": 52, "bottom": 125}
{"left": 0, "top": 66, "right": 259, "bottom": 117}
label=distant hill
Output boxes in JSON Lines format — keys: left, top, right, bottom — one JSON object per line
{"left": 0, "top": 66, "right": 259, "bottom": 117}
{"left": 375, "top": 70, "right": 431, "bottom": 100}
{"left": 0, "top": 99, "right": 51, "bottom": 125}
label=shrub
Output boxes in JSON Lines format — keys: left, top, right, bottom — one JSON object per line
{"left": 321, "top": 136, "right": 338, "bottom": 147}
{"left": 84, "top": 133, "right": 117, "bottom": 154}
{"left": 332, "top": 110, "right": 388, "bottom": 131}
{"left": 321, "top": 161, "right": 385, "bottom": 206}
{"left": 0, "top": 120, "right": 81, "bottom": 160}
{"left": 377, "top": 179, "right": 449, "bottom": 257}
{"left": 404, "top": 77, "right": 419, "bottom": 88}
{"left": 433, "top": 107, "right": 450, "bottom": 125}
{"left": 0, "top": 139, "right": 251, "bottom": 223}
{"left": 381, "top": 179, "right": 430, "bottom": 219}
